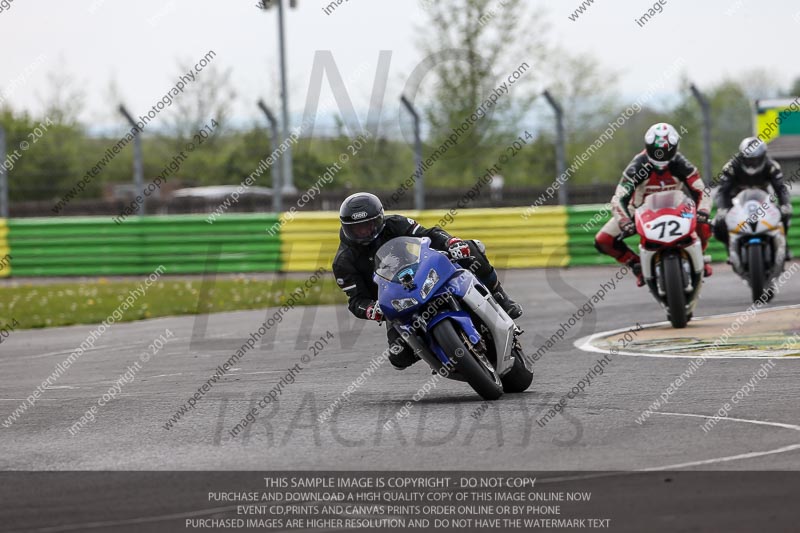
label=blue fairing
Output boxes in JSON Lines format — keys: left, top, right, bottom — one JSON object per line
{"left": 374, "top": 237, "right": 483, "bottom": 366}
{"left": 374, "top": 239, "right": 457, "bottom": 322}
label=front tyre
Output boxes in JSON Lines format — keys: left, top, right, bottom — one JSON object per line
{"left": 663, "top": 253, "right": 688, "bottom": 329}
{"left": 748, "top": 242, "right": 766, "bottom": 303}
{"left": 432, "top": 319, "right": 503, "bottom": 401}
{"left": 501, "top": 345, "right": 533, "bottom": 393}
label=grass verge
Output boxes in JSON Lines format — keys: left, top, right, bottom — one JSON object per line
{"left": 0, "top": 276, "right": 346, "bottom": 329}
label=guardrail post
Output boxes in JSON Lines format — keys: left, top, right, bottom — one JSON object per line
{"left": 258, "top": 100, "right": 283, "bottom": 214}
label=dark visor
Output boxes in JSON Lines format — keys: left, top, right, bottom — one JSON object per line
{"left": 343, "top": 216, "right": 382, "bottom": 242}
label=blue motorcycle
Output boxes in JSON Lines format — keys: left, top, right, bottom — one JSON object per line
{"left": 374, "top": 236, "right": 532, "bottom": 400}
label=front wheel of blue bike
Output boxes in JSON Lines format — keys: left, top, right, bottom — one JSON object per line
{"left": 431, "top": 319, "right": 503, "bottom": 401}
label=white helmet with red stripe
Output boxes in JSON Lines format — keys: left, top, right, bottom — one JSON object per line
{"left": 644, "top": 123, "right": 680, "bottom": 169}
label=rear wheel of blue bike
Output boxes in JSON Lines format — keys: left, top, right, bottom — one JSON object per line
{"left": 501, "top": 344, "right": 533, "bottom": 393}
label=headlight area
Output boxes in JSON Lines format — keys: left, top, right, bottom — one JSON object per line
{"left": 419, "top": 269, "right": 440, "bottom": 299}
{"left": 391, "top": 297, "right": 419, "bottom": 311}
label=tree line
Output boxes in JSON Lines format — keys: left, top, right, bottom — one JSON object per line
{"left": 2, "top": 0, "right": 798, "bottom": 205}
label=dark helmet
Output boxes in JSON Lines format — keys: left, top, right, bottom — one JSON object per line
{"left": 644, "top": 123, "right": 680, "bottom": 169}
{"left": 339, "top": 192, "right": 385, "bottom": 244}
{"left": 738, "top": 136, "right": 767, "bottom": 175}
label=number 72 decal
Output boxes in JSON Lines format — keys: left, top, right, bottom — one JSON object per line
{"left": 644, "top": 215, "right": 691, "bottom": 241}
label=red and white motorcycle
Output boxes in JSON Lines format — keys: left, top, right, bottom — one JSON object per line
{"left": 635, "top": 190, "right": 705, "bottom": 328}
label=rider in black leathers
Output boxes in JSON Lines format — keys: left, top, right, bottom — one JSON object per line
{"left": 331, "top": 192, "right": 521, "bottom": 370}
{"left": 713, "top": 137, "right": 792, "bottom": 259}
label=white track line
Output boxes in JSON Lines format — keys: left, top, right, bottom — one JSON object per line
{"left": 9, "top": 414, "right": 799, "bottom": 531}
{"left": 575, "top": 303, "right": 800, "bottom": 360}
{"left": 10, "top": 336, "right": 191, "bottom": 362}
{"left": 0, "top": 399, "right": 64, "bottom": 402}
{"left": 11, "top": 422, "right": 800, "bottom": 533}
{"left": 642, "top": 411, "right": 800, "bottom": 470}
{"left": 11, "top": 505, "right": 238, "bottom": 533}
{"left": 524, "top": 412, "right": 800, "bottom": 487}
{"left": 22, "top": 343, "right": 137, "bottom": 360}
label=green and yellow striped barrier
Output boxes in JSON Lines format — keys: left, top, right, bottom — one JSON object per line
{"left": 0, "top": 218, "right": 9, "bottom": 278}
{"left": 5, "top": 214, "right": 281, "bottom": 277}
{"left": 279, "top": 207, "right": 570, "bottom": 272}
{"left": 2, "top": 200, "right": 797, "bottom": 278}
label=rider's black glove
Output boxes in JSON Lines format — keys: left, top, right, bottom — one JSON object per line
{"left": 696, "top": 210, "right": 710, "bottom": 225}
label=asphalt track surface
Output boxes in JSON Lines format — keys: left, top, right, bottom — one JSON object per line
{"left": 1, "top": 264, "right": 799, "bottom": 532}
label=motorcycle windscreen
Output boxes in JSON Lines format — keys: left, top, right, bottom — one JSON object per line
{"left": 734, "top": 188, "right": 769, "bottom": 205}
{"left": 640, "top": 190, "right": 690, "bottom": 211}
{"left": 375, "top": 237, "right": 423, "bottom": 282}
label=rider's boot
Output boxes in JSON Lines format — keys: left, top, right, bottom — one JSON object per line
{"left": 622, "top": 251, "right": 645, "bottom": 287}
{"left": 628, "top": 260, "right": 645, "bottom": 287}
{"left": 389, "top": 345, "right": 420, "bottom": 371}
{"left": 492, "top": 281, "right": 522, "bottom": 319}
{"left": 703, "top": 255, "right": 713, "bottom": 277}
{"left": 387, "top": 330, "right": 420, "bottom": 370}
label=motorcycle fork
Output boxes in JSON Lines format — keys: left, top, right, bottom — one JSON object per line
{"left": 649, "top": 250, "right": 695, "bottom": 298}
{"left": 398, "top": 292, "right": 466, "bottom": 374}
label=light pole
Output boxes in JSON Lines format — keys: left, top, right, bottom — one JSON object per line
{"left": 118, "top": 105, "right": 145, "bottom": 215}
{"left": 543, "top": 90, "right": 568, "bottom": 206}
{"left": 690, "top": 83, "right": 712, "bottom": 186}
{"left": 261, "top": 0, "right": 297, "bottom": 194}
{"left": 400, "top": 95, "right": 424, "bottom": 210}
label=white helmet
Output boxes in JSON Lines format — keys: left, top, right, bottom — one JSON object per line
{"left": 644, "top": 123, "right": 680, "bottom": 169}
{"left": 738, "top": 137, "right": 767, "bottom": 175}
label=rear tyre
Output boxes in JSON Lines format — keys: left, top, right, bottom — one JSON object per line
{"left": 748, "top": 243, "right": 766, "bottom": 303}
{"left": 663, "top": 253, "right": 688, "bottom": 329}
{"left": 432, "top": 320, "right": 503, "bottom": 401}
{"left": 501, "top": 346, "right": 533, "bottom": 393}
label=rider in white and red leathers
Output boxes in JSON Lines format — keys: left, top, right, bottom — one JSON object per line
{"left": 594, "top": 123, "right": 713, "bottom": 286}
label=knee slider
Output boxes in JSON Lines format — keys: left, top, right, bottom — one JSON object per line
{"left": 470, "top": 239, "right": 486, "bottom": 254}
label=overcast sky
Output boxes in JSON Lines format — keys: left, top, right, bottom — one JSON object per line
{"left": 1, "top": 0, "right": 799, "bottom": 132}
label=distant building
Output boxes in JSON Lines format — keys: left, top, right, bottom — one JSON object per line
{"left": 490, "top": 174, "right": 504, "bottom": 201}
{"left": 755, "top": 98, "right": 800, "bottom": 193}
{"left": 171, "top": 186, "right": 274, "bottom": 199}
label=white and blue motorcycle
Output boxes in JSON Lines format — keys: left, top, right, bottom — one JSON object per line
{"left": 725, "top": 188, "right": 787, "bottom": 302}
